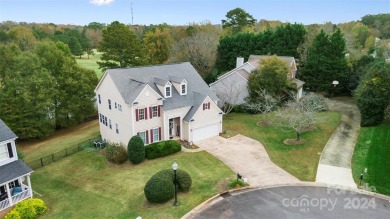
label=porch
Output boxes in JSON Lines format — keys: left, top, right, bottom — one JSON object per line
{"left": 0, "top": 160, "right": 33, "bottom": 212}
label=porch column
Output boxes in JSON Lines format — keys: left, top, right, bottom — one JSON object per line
{"left": 27, "top": 174, "right": 33, "bottom": 198}
{"left": 5, "top": 183, "right": 13, "bottom": 206}
{"left": 180, "top": 117, "right": 183, "bottom": 140}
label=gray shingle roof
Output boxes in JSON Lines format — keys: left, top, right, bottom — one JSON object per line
{"left": 0, "top": 160, "right": 33, "bottom": 184}
{"left": 106, "top": 62, "right": 218, "bottom": 112}
{"left": 0, "top": 119, "right": 17, "bottom": 142}
{"left": 183, "top": 92, "right": 207, "bottom": 122}
{"left": 248, "top": 55, "right": 295, "bottom": 68}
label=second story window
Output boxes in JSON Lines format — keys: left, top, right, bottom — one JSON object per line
{"left": 108, "top": 99, "right": 112, "bottom": 110}
{"left": 118, "top": 104, "right": 122, "bottom": 112}
{"left": 98, "top": 94, "right": 101, "bottom": 104}
{"left": 165, "top": 86, "right": 171, "bottom": 98}
{"left": 152, "top": 106, "right": 158, "bottom": 117}
{"left": 0, "top": 143, "right": 10, "bottom": 161}
{"left": 138, "top": 108, "right": 145, "bottom": 120}
{"left": 115, "top": 123, "right": 119, "bottom": 134}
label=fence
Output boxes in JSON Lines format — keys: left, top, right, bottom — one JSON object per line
{"left": 26, "top": 136, "right": 101, "bottom": 170}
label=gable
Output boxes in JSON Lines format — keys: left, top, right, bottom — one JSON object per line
{"left": 0, "top": 119, "right": 17, "bottom": 142}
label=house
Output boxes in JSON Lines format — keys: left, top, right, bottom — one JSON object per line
{"left": 95, "top": 62, "right": 223, "bottom": 146}
{"left": 210, "top": 55, "right": 305, "bottom": 105}
{"left": 0, "top": 119, "right": 33, "bottom": 212}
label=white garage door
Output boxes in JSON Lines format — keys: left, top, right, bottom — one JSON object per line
{"left": 192, "top": 123, "right": 220, "bottom": 142}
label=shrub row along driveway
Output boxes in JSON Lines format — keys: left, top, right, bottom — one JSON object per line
{"left": 196, "top": 135, "right": 299, "bottom": 187}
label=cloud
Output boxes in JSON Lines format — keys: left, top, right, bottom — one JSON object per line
{"left": 90, "top": 0, "right": 115, "bottom": 6}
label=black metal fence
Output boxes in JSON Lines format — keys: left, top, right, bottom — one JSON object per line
{"left": 26, "top": 136, "right": 101, "bottom": 170}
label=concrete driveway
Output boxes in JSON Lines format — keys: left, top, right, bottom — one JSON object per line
{"left": 195, "top": 135, "right": 299, "bottom": 187}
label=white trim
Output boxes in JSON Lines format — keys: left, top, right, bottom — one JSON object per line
{"left": 210, "top": 62, "right": 254, "bottom": 86}
{"left": 133, "top": 84, "right": 164, "bottom": 105}
{"left": 138, "top": 130, "right": 147, "bottom": 145}
{"left": 165, "top": 85, "right": 172, "bottom": 98}
{"left": 94, "top": 70, "right": 108, "bottom": 92}
{"left": 180, "top": 82, "right": 187, "bottom": 95}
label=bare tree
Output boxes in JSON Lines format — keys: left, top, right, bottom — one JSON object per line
{"left": 276, "top": 107, "right": 308, "bottom": 141}
{"left": 244, "top": 89, "right": 280, "bottom": 125}
{"left": 214, "top": 76, "right": 246, "bottom": 114}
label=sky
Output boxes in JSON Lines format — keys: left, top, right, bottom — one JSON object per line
{"left": 0, "top": 0, "right": 389, "bottom": 26}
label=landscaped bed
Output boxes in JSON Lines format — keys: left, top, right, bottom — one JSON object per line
{"left": 352, "top": 122, "right": 390, "bottom": 196}
{"left": 31, "top": 150, "right": 235, "bottom": 218}
{"left": 222, "top": 112, "right": 340, "bottom": 181}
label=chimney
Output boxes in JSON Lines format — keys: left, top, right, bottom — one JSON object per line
{"left": 236, "top": 57, "right": 244, "bottom": 68}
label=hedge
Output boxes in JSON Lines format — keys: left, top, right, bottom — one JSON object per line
{"left": 144, "top": 169, "right": 192, "bottom": 203}
{"left": 145, "top": 140, "right": 181, "bottom": 159}
{"left": 5, "top": 198, "right": 47, "bottom": 219}
{"left": 105, "top": 144, "right": 128, "bottom": 164}
{"left": 128, "top": 136, "right": 145, "bottom": 164}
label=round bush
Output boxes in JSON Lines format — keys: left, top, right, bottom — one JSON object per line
{"left": 144, "top": 169, "right": 192, "bottom": 203}
{"left": 128, "top": 136, "right": 145, "bottom": 164}
{"left": 105, "top": 144, "right": 128, "bottom": 164}
{"left": 144, "top": 174, "right": 174, "bottom": 203}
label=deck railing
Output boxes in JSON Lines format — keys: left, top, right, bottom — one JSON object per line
{"left": 0, "top": 198, "right": 10, "bottom": 211}
{"left": 0, "top": 188, "right": 31, "bottom": 212}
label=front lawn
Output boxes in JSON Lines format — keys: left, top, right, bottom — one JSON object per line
{"left": 31, "top": 150, "right": 235, "bottom": 218}
{"left": 18, "top": 120, "right": 100, "bottom": 162}
{"left": 223, "top": 112, "right": 340, "bottom": 181}
{"left": 352, "top": 122, "right": 390, "bottom": 195}
{"left": 76, "top": 51, "right": 103, "bottom": 78}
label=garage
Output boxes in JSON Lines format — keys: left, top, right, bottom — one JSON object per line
{"left": 192, "top": 123, "right": 220, "bottom": 142}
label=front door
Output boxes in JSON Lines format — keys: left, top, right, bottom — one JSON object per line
{"left": 169, "top": 118, "right": 174, "bottom": 138}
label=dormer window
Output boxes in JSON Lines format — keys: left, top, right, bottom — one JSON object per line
{"left": 165, "top": 85, "right": 172, "bottom": 98}
{"left": 181, "top": 83, "right": 187, "bottom": 95}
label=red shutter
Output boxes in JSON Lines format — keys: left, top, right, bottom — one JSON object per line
{"left": 146, "top": 131, "right": 149, "bottom": 144}
{"left": 150, "top": 129, "right": 153, "bottom": 143}
{"left": 203, "top": 103, "right": 205, "bottom": 110}
{"left": 145, "top": 107, "right": 148, "bottom": 120}
{"left": 149, "top": 107, "right": 153, "bottom": 118}
{"left": 135, "top": 109, "right": 139, "bottom": 121}
{"left": 158, "top": 105, "right": 161, "bottom": 117}
{"left": 208, "top": 102, "right": 210, "bottom": 109}
{"left": 159, "top": 127, "right": 162, "bottom": 141}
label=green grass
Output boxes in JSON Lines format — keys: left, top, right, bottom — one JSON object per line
{"left": 222, "top": 112, "right": 340, "bottom": 181}
{"left": 352, "top": 122, "right": 390, "bottom": 195}
{"left": 76, "top": 51, "right": 104, "bottom": 78}
{"left": 18, "top": 120, "right": 100, "bottom": 162}
{"left": 31, "top": 150, "right": 235, "bottom": 218}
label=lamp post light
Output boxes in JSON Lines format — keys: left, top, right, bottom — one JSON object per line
{"left": 172, "top": 162, "right": 179, "bottom": 206}
{"left": 360, "top": 173, "right": 364, "bottom": 186}
{"left": 332, "top": 80, "right": 339, "bottom": 97}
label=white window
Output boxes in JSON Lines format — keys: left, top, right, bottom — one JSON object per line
{"left": 98, "top": 94, "right": 101, "bottom": 104}
{"left": 165, "top": 86, "right": 171, "bottom": 97}
{"left": 138, "top": 108, "right": 145, "bottom": 120}
{"left": 152, "top": 106, "right": 158, "bottom": 117}
{"left": 118, "top": 104, "right": 122, "bottom": 112}
{"left": 115, "top": 102, "right": 117, "bottom": 109}
{"left": 109, "top": 119, "right": 112, "bottom": 129}
{"left": 108, "top": 99, "right": 112, "bottom": 110}
{"left": 139, "top": 131, "right": 146, "bottom": 144}
{"left": 115, "top": 123, "right": 119, "bottom": 134}
{"left": 181, "top": 84, "right": 187, "bottom": 95}
{"left": 153, "top": 128, "right": 159, "bottom": 142}
{"left": 0, "top": 143, "right": 9, "bottom": 161}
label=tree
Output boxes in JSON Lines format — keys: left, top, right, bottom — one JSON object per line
{"left": 7, "top": 26, "right": 37, "bottom": 51}
{"left": 128, "top": 136, "right": 145, "bottom": 164}
{"left": 98, "top": 21, "right": 145, "bottom": 70}
{"left": 247, "top": 56, "right": 290, "bottom": 100}
{"left": 214, "top": 75, "right": 246, "bottom": 114}
{"left": 68, "top": 37, "right": 83, "bottom": 57}
{"left": 300, "top": 29, "right": 349, "bottom": 94}
{"left": 143, "top": 27, "right": 172, "bottom": 64}
{"left": 222, "top": 8, "right": 256, "bottom": 33}
{"left": 244, "top": 89, "right": 280, "bottom": 125}
{"left": 0, "top": 52, "right": 56, "bottom": 139}
{"left": 355, "top": 61, "right": 390, "bottom": 126}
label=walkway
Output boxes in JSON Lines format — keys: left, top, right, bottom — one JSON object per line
{"left": 195, "top": 135, "right": 299, "bottom": 187}
{"left": 316, "top": 98, "right": 361, "bottom": 188}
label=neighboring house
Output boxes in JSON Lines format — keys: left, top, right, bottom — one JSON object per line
{"left": 95, "top": 62, "right": 223, "bottom": 146}
{"left": 210, "top": 55, "right": 305, "bottom": 105}
{"left": 0, "top": 119, "right": 33, "bottom": 212}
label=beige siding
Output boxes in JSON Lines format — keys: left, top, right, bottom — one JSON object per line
{"left": 191, "top": 97, "right": 223, "bottom": 131}
{"left": 182, "top": 121, "right": 189, "bottom": 141}
{"left": 96, "top": 75, "right": 133, "bottom": 146}
{"left": 133, "top": 86, "right": 164, "bottom": 139}
{"left": 163, "top": 106, "right": 191, "bottom": 140}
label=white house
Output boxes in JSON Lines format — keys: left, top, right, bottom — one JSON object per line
{"left": 0, "top": 119, "right": 33, "bottom": 212}
{"left": 210, "top": 55, "right": 305, "bottom": 104}
{"left": 95, "top": 62, "right": 223, "bottom": 146}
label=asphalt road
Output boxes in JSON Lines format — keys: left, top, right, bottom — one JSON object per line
{"left": 194, "top": 186, "right": 390, "bottom": 219}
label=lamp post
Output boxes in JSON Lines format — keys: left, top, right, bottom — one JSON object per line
{"left": 172, "top": 162, "right": 179, "bottom": 206}
{"left": 332, "top": 80, "right": 339, "bottom": 97}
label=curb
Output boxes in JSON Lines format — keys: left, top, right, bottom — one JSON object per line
{"left": 181, "top": 182, "right": 390, "bottom": 219}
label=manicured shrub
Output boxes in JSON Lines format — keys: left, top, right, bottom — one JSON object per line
{"left": 145, "top": 140, "right": 181, "bottom": 159}
{"left": 301, "top": 93, "right": 328, "bottom": 112}
{"left": 105, "top": 144, "right": 128, "bottom": 164}
{"left": 144, "top": 168, "right": 192, "bottom": 203}
{"left": 144, "top": 173, "right": 174, "bottom": 203}
{"left": 127, "top": 136, "right": 145, "bottom": 164}
{"left": 5, "top": 198, "right": 47, "bottom": 219}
